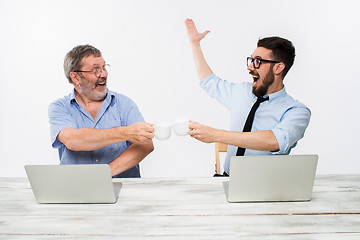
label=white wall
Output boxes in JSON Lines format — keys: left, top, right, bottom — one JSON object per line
{"left": 1, "top": 0, "right": 359, "bottom": 177}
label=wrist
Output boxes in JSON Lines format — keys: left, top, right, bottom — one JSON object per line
{"left": 191, "top": 41, "right": 201, "bottom": 48}
{"left": 116, "top": 126, "right": 129, "bottom": 142}
{"left": 214, "top": 129, "right": 228, "bottom": 143}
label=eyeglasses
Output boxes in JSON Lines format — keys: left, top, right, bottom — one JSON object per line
{"left": 73, "top": 64, "right": 111, "bottom": 78}
{"left": 247, "top": 57, "right": 279, "bottom": 69}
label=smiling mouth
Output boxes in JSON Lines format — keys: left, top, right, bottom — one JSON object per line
{"left": 96, "top": 78, "right": 107, "bottom": 87}
{"left": 250, "top": 72, "right": 259, "bottom": 83}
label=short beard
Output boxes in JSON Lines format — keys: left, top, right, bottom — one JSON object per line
{"left": 78, "top": 75, "right": 108, "bottom": 101}
{"left": 252, "top": 65, "right": 274, "bottom": 97}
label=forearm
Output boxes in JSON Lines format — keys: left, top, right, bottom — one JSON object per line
{"left": 190, "top": 43, "right": 213, "bottom": 80}
{"left": 109, "top": 142, "right": 154, "bottom": 176}
{"left": 58, "top": 127, "right": 129, "bottom": 151}
{"left": 215, "top": 129, "right": 280, "bottom": 152}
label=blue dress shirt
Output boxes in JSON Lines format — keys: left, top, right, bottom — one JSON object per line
{"left": 200, "top": 74, "right": 311, "bottom": 174}
{"left": 48, "top": 89, "right": 145, "bottom": 178}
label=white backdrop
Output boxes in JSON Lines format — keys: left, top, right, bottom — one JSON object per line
{"left": 1, "top": 0, "right": 359, "bottom": 177}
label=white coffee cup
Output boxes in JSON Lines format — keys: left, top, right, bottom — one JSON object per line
{"left": 154, "top": 121, "right": 172, "bottom": 140}
{"left": 173, "top": 118, "right": 190, "bottom": 136}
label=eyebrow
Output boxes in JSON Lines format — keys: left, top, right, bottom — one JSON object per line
{"left": 252, "top": 55, "right": 265, "bottom": 59}
{"left": 90, "top": 62, "right": 106, "bottom": 67}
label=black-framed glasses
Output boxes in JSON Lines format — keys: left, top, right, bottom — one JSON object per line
{"left": 73, "top": 64, "right": 111, "bottom": 78}
{"left": 247, "top": 57, "right": 279, "bottom": 69}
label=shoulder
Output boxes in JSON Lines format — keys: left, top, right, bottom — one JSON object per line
{"left": 279, "top": 94, "right": 311, "bottom": 116}
{"left": 108, "top": 90, "right": 144, "bottom": 122}
{"left": 48, "top": 93, "right": 72, "bottom": 112}
{"left": 282, "top": 94, "right": 309, "bottom": 109}
{"left": 270, "top": 87, "right": 309, "bottom": 108}
{"left": 109, "top": 90, "right": 137, "bottom": 106}
{"left": 108, "top": 90, "right": 140, "bottom": 115}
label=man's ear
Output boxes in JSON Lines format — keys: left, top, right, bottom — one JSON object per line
{"left": 273, "top": 62, "right": 285, "bottom": 76}
{"left": 70, "top": 72, "right": 80, "bottom": 85}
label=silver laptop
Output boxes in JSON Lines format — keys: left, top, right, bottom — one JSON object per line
{"left": 25, "top": 164, "right": 121, "bottom": 204}
{"left": 224, "top": 155, "right": 318, "bottom": 202}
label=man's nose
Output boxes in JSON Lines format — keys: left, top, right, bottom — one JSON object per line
{"left": 247, "top": 62, "right": 255, "bottom": 71}
{"left": 100, "top": 68, "right": 108, "bottom": 78}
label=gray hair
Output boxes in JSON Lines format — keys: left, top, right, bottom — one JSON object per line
{"left": 63, "top": 44, "right": 102, "bottom": 83}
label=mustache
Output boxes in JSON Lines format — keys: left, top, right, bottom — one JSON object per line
{"left": 249, "top": 70, "right": 259, "bottom": 77}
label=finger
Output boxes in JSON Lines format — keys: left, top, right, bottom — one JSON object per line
{"left": 143, "top": 123, "right": 154, "bottom": 132}
{"left": 188, "top": 125, "right": 196, "bottom": 131}
{"left": 189, "top": 133, "right": 196, "bottom": 139}
{"left": 190, "top": 19, "right": 196, "bottom": 28}
{"left": 188, "top": 19, "right": 197, "bottom": 32}
{"left": 188, "top": 130, "right": 197, "bottom": 137}
{"left": 185, "top": 18, "right": 192, "bottom": 29}
{"left": 193, "top": 134, "right": 201, "bottom": 140}
{"left": 144, "top": 122, "right": 153, "bottom": 127}
{"left": 147, "top": 126, "right": 154, "bottom": 133}
{"left": 202, "top": 30, "right": 210, "bottom": 38}
{"left": 140, "top": 130, "right": 154, "bottom": 139}
{"left": 188, "top": 121, "right": 199, "bottom": 130}
{"left": 147, "top": 133, "right": 155, "bottom": 139}
{"left": 137, "top": 134, "right": 153, "bottom": 142}
{"left": 186, "top": 18, "right": 193, "bottom": 26}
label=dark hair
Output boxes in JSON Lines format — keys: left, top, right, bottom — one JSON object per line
{"left": 63, "top": 44, "right": 102, "bottom": 83}
{"left": 257, "top": 37, "right": 295, "bottom": 78}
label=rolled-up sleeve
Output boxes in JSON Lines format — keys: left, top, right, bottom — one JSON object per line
{"left": 271, "top": 106, "right": 311, "bottom": 154}
{"left": 119, "top": 97, "right": 145, "bottom": 146}
{"left": 48, "top": 100, "right": 76, "bottom": 149}
{"left": 121, "top": 97, "right": 145, "bottom": 126}
{"left": 200, "top": 74, "right": 236, "bottom": 110}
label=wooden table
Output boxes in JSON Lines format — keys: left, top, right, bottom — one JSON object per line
{"left": 0, "top": 175, "right": 359, "bottom": 239}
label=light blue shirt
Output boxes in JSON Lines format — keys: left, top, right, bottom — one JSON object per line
{"left": 48, "top": 89, "right": 145, "bottom": 178}
{"left": 200, "top": 74, "right": 311, "bottom": 174}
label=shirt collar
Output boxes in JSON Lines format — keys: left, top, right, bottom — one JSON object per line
{"left": 69, "top": 88, "right": 116, "bottom": 105}
{"left": 69, "top": 89, "right": 76, "bottom": 102}
{"left": 255, "top": 85, "right": 286, "bottom": 102}
{"left": 267, "top": 85, "right": 287, "bottom": 101}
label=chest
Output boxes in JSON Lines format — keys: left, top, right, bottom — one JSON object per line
{"left": 76, "top": 100, "right": 105, "bottom": 123}
{"left": 70, "top": 100, "right": 122, "bottom": 129}
{"left": 85, "top": 104, "right": 102, "bottom": 120}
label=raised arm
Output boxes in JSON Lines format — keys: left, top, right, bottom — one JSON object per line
{"left": 185, "top": 18, "right": 213, "bottom": 80}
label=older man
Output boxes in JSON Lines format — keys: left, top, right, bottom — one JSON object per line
{"left": 48, "top": 45, "right": 154, "bottom": 178}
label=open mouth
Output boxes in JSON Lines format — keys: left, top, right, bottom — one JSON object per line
{"left": 250, "top": 72, "right": 259, "bottom": 83}
{"left": 96, "top": 79, "right": 107, "bottom": 87}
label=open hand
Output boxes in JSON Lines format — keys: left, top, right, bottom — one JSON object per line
{"left": 185, "top": 18, "right": 210, "bottom": 45}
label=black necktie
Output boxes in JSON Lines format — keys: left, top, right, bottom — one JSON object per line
{"left": 236, "top": 96, "right": 269, "bottom": 156}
